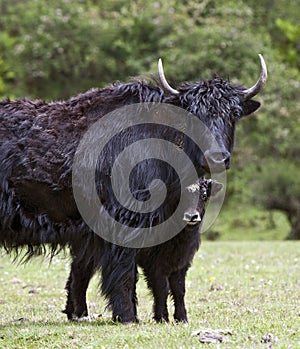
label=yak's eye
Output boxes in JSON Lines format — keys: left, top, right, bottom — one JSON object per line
{"left": 200, "top": 190, "right": 207, "bottom": 201}
{"left": 231, "top": 109, "right": 240, "bottom": 121}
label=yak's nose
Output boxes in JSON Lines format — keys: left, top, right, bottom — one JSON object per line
{"left": 183, "top": 211, "right": 201, "bottom": 225}
{"left": 203, "top": 150, "right": 231, "bottom": 172}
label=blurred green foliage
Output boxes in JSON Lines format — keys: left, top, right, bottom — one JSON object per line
{"left": 0, "top": 0, "right": 299, "bottom": 238}
{"left": 253, "top": 159, "right": 300, "bottom": 239}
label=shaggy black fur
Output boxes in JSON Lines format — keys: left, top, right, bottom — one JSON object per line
{"left": 0, "top": 82, "right": 163, "bottom": 256}
{"left": 0, "top": 75, "right": 261, "bottom": 322}
{"left": 64, "top": 178, "right": 222, "bottom": 322}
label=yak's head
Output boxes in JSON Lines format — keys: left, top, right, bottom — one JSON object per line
{"left": 182, "top": 177, "right": 223, "bottom": 227}
{"left": 158, "top": 55, "right": 267, "bottom": 174}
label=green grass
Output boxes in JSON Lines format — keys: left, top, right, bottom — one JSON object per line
{"left": 0, "top": 241, "right": 299, "bottom": 348}
{"left": 205, "top": 205, "right": 290, "bottom": 241}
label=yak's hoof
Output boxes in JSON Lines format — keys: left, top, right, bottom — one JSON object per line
{"left": 174, "top": 317, "right": 188, "bottom": 324}
{"left": 62, "top": 309, "right": 73, "bottom": 320}
{"left": 113, "top": 315, "right": 139, "bottom": 324}
{"left": 154, "top": 316, "right": 169, "bottom": 323}
{"left": 62, "top": 308, "right": 89, "bottom": 321}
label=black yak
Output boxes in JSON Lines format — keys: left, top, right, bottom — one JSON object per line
{"left": 0, "top": 56, "right": 267, "bottom": 323}
{"left": 64, "top": 177, "right": 223, "bottom": 323}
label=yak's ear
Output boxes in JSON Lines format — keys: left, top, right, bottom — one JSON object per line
{"left": 241, "top": 99, "right": 261, "bottom": 117}
{"left": 210, "top": 181, "right": 223, "bottom": 196}
{"left": 207, "top": 180, "right": 223, "bottom": 197}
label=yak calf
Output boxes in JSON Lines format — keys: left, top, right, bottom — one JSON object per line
{"left": 64, "top": 178, "right": 223, "bottom": 323}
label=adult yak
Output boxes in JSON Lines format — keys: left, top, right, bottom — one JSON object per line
{"left": 0, "top": 55, "right": 267, "bottom": 323}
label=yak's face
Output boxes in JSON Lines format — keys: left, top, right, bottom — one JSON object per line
{"left": 176, "top": 78, "right": 261, "bottom": 174}
{"left": 158, "top": 55, "right": 267, "bottom": 175}
{"left": 182, "top": 178, "right": 223, "bottom": 227}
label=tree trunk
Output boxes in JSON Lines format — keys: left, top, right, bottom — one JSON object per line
{"left": 287, "top": 212, "right": 300, "bottom": 240}
{"left": 265, "top": 199, "right": 300, "bottom": 240}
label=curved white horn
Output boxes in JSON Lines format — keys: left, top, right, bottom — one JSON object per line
{"left": 242, "top": 54, "right": 268, "bottom": 100}
{"left": 158, "top": 58, "right": 179, "bottom": 95}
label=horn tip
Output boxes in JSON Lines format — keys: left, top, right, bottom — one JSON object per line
{"left": 158, "top": 58, "right": 163, "bottom": 70}
{"left": 258, "top": 53, "right": 268, "bottom": 81}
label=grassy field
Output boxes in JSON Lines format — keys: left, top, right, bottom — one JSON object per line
{"left": 0, "top": 241, "right": 299, "bottom": 349}
{"left": 206, "top": 205, "right": 291, "bottom": 241}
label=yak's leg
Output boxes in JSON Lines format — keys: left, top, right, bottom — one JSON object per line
{"left": 63, "top": 271, "right": 75, "bottom": 319}
{"left": 169, "top": 267, "right": 188, "bottom": 322}
{"left": 143, "top": 269, "right": 169, "bottom": 323}
{"left": 101, "top": 246, "right": 138, "bottom": 323}
{"left": 63, "top": 256, "right": 95, "bottom": 320}
{"left": 132, "top": 264, "right": 138, "bottom": 319}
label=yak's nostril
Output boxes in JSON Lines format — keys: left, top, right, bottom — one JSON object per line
{"left": 224, "top": 156, "right": 231, "bottom": 169}
{"left": 191, "top": 213, "right": 200, "bottom": 221}
{"left": 204, "top": 150, "right": 231, "bottom": 168}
